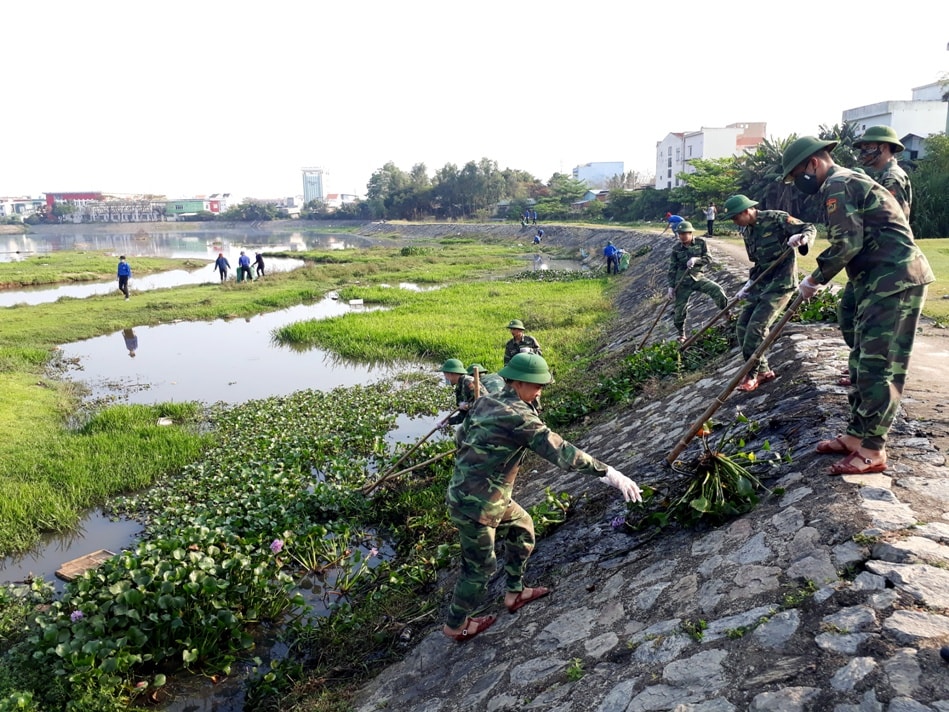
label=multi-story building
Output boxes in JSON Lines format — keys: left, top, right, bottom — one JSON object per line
{"left": 0, "top": 197, "right": 46, "bottom": 220}
{"left": 302, "top": 167, "right": 325, "bottom": 204}
{"left": 655, "top": 122, "right": 766, "bottom": 190}
{"left": 843, "top": 82, "right": 948, "bottom": 160}
{"left": 572, "top": 161, "right": 624, "bottom": 188}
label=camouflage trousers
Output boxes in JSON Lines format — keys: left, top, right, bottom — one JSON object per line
{"left": 837, "top": 281, "right": 856, "bottom": 349}
{"left": 673, "top": 278, "right": 727, "bottom": 336}
{"left": 736, "top": 290, "right": 793, "bottom": 375}
{"left": 846, "top": 285, "right": 926, "bottom": 451}
{"left": 446, "top": 501, "right": 535, "bottom": 629}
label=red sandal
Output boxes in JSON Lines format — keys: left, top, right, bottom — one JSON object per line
{"left": 828, "top": 451, "right": 887, "bottom": 475}
{"left": 506, "top": 586, "right": 550, "bottom": 613}
{"left": 443, "top": 615, "right": 497, "bottom": 642}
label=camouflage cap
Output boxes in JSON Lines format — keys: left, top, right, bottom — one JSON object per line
{"left": 439, "top": 358, "right": 467, "bottom": 374}
{"left": 506, "top": 319, "right": 526, "bottom": 330}
{"left": 675, "top": 221, "right": 695, "bottom": 234}
{"left": 721, "top": 195, "right": 759, "bottom": 219}
{"left": 497, "top": 353, "right": 553, "bottom": 385}
{"left": 853, "top": 125, "right": 904, "bottom": 152}
{"left": 781, "top": 136, "right": 838, "bottom": 182}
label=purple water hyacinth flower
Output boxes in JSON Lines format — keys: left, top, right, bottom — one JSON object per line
{"left": 270, "top": 539, "right": 284, "bottom": 555}
{"left": 369, "top": 547, "right": 379, "bottom": 558}
{"left": 70, "top": 610, "right": 84, "bottom": 622}
{"left": 611, "top": 515, "right": 626, "bottom": 530}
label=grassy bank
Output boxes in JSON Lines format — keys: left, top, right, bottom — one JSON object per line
{"left": 0, "top": 253, "right": 203, "bottom": 289}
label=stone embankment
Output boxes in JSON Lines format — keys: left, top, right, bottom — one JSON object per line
{"left": 349, "top": 223, "right": 949, "bottom": 712}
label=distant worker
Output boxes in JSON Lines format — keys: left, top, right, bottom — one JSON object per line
{"left": 117, "top": 255, "right": 131, "bottom": 300}
{"left": 213, "top": 253, "right": 230, "bottom": 282}
{"left": 667, "top": 221, "right": 727, "bottom": 343}
{"left": 238, "top": 251, "right": 252, "bottom": 281}
{"left": 503, "top": 319, "right": 542, "bottom": 366}
{"left": 467, "top": 363, "right": 505, "bottom": 395}
{"left": 662, "top": 213, "right": 684, "bottom": 236}
{"left": 603, "top": 240, "right": 619, "bottom": 274}
{"left": 255, "top": 252, "right": 266, "bottom": 277}
{"left": 533, "top": 228, "right": 544, "bottom": 244}
{"left": 722, "top": 194, "right": 815, "bottom": 392}
{"left": 704, "top": 203, "right": 717, "bottom": 237}
{"left": 531, "top": 209, "right": 538, "bottom": 225}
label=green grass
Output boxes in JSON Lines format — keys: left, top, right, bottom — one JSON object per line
{"left": 0, "top": 252, "right": 203, "bottom": 289}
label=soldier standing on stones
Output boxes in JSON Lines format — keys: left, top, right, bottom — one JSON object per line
{"left": 782, "top": 136, "right": 933, "bottom": 475}
{"left": 667, "top": 221, "right": 727, "bottom": 343}
{"left": 443, "top": 353, "right": 642, "bottom": 642}
{"left": 836, "top": 126, "right": 914, "bottom": 386}
{"left": 722, "top": 195, "right": 816, "bottom": 392}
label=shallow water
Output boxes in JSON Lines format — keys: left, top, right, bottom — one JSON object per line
{"left": 57, "top": 298, "right": 428, "bottom": 406}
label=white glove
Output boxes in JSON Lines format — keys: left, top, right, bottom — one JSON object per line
{"left": 686, "top": 257, "right": 699, "bottom": 269}
{"left": 666, "top": 287, "right": 675, "bottom": 299}
{"left": 736, "top": 279, "right": 753, "bottom": 300}
{"left": 599, "top": 466, "right": 643, "bottom": 503}
{"left": 798, "top": 274, "right": 823, "bottom": 301}
{"left": 435, "top": 415, "right": 450, "bottom": 428}
{"left": 458, "top": 402, "right": 470, "bottom": 411}
{"left": 787, "top": 233, "right": 809, "bottom": 249}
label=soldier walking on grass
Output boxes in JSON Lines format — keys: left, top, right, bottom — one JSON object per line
{"left": 782, "top": 136, "right": 933, "bottom": 476}
{"left": 722, "top": 195, "right": 815, "bottom": 392}
{"left": 667, "top": 221, "right": 727, "bottom": 342}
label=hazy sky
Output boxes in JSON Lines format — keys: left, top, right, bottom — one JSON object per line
{"left": 3, "top": 0, "right": 946, "bottom": 200}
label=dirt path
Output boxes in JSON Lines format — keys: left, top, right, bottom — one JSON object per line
{"left": 710, "top": 237, "right": 949, "bottom": 453}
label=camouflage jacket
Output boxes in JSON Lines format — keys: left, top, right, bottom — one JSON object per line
{"left": 872, "top": 157, "right": 912, "bottom": 220}
{"left": 503, "top": 334, "right": 542, "bottom": 365}
{"left": 668, "top": 237, "right": 711, "bottom": 288}
{"left": 479, "top": 372, "right": 506, "bottom": 395}
{"left": 447, "top": 375, "right": 488, "bottom": 425}
{"left": 812, "top": 166, "right": 933, "bottom": 300}
{"left": 742, "top": 211, "right": 814, "bottom": 295}
{"left": 446, "top": 387, "right": 607, "bottom": 527}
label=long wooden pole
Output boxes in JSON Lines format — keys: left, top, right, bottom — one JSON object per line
{"left": 679, "top": 248, "right": 793, "bottom": 353}
{"left": 665, "top": 293, "right": 805, "bottom": 465}
{"left": 637, "top": 268, "right": 693, "bottom": 351}
{"left": 361, "top": 448, "right": 457, "bottom": 495}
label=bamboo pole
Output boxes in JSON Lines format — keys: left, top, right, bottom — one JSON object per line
{"left": 679, "top": 248, "right": 793, "bottom": 353}
{"left": 637, "top": 268, "right": 693, "bottom": 351}
{"left": 371, "top": 408, "right": 458, "bottom": 482}
{"left": 361, "top": 448, "right": 457, "bottom": 495}
{"left": 665, "top": 293, "right": 805, "bottom": 465}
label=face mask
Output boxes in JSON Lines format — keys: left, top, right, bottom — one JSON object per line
{"left": 793, "top": 169, "right": 820, "bottom": 195}
{"left": 858, "top": 145, "right": 882, "bottom": 166}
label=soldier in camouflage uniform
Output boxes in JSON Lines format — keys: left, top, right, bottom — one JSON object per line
{"left": 836, "top": 126, "right": 914, "bottom": 384}
{"left": 503, "top": 319, "right": 542, "bottom": 365}
{"left": 667, "top": 221, "right": 727, "bottom": 342}
{"left": 443, "top": 353, "right": 642, "bottom": 642}
{"left": 467, "top": 363, "right": 505, "bottom": 395}
{"left": 722, "top": 195, "right": 816, "bottom": 392}
{"left": 439, "top": 358, "right": 487, "bottom": 426}
{"left": 783, "top": 136, "right": 933, "bottom": 475}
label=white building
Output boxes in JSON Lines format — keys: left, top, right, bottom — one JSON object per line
{"left": 302, "top": 167, "right": 325, "bottom": 204}
{"left": 572, "top": 161, "right": 624, "bottom": 188}
{"left": 842, "top": 81, "right": 948, "bottom": 160}
{"left": 655, "top": 122, "right": 766, "bottom": 190}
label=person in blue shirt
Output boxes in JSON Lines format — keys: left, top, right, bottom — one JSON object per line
{"left": 238, "top": 251, "right": 252, "bottom": 281}
{"left": 603, "top": 241, "right": 619, "bottom": 274}
{"left": 663, "top": 213, "right": 685, "bottom": 235}
{"left": 213, "top": 253, "right": 231, "bottom": 282}
{"left": 117, "top": 255, "right": 131, "bottom": 300}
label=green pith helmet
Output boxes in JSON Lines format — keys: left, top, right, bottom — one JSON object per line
{"left": 467, "top": 363, "right": 487, "bottom": 375}
{"left": 506, "top": 319, "right": 525, "bottom": 330}
{"left": 439, "top": 358, "right": 467, "bottom": 374}
{"left": 854, "top": 125, "right": 904, "bottom": 152}
{"left": 721, "top": 195, "right": 759, "bottom": 219}
{"left": 675, "top": 221, "right": 694, "bottom": 234}
{"left": 497, "top": 353, "right": 553, "bottom": 385}
{"left": 781, "top": 136, "right": 838, "bottom": 181}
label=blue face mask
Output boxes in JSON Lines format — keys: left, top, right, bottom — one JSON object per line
{"left": 793, "top": 169, "right": 820, "bottom": 195}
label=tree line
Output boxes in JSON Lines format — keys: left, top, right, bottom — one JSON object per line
{"left": 301, "top": 123, "right": 949, "bottom": 238}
